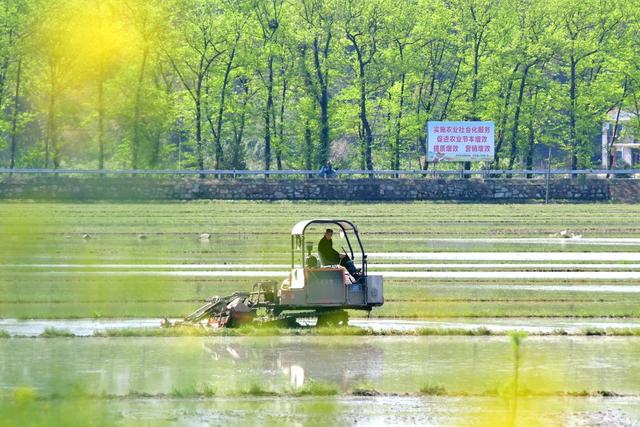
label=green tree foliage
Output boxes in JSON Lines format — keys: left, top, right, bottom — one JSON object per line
{"left": 0, "top": 0, "right": 636, "bottom": 172}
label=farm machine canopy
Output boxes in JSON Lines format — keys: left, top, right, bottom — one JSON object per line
{"left": 167, "top": 219, "right": 383, "bottom": 329}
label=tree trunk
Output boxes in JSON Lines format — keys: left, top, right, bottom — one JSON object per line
{"left": 360, "top": 77, "right": 373, "bottom": 171}
{"left": 569, "top": 56, "right": 578, "bottom": 172}
{"left": 494, "top": 64, "right": 519, "bottom": 168}
{"left": 415, "top": 69, "right": 427, "bottom": 172}
{"left": 0, "top": 28, "right": 12, "bottom": 109}
{"left": 417, "top": 46, "right": 443, "bottom": 173}
{"left": 9, "top": 57, "right": 22, "bottom": 170}
{"left": 424, "top": 42, "right": 444, "bottom": 114}
{"left": 357, "top": 58, "right": 373, "bottom": 171}
{"left": 525, "top": 87, "right": 539, "bottom": 178}
{"left": 276, "top": 77, "right": 287, "bottom": 170}
{"left": 213, "top": 42, "right": 237, "bottom": 170}
{"left": 440, "top": 58, "right": 462, "bottom": 121}
{"left": 392, "top": 41, "right": 406, "bottom": 176}
{"left": 97, "top": 75, "right": 105, "bottom": 170}
{"left": 46, "top": 80, "right": 58, "bottom": 169}
{"left": 463, "top": 36, "right": 482, "bottom": 176}
{"left": 385, "top": 93, "right": 393, "bottom": 169}
{"left": 233, "top": 107, "right": 246, "bottom": 169}
{"left": 347, "top": 33, "right": 375, "bottom": 172}
{"left": 507, "top": 65, "right": 529, "bottom": 171}
{"left": 231, "top": 80, "right": 249, "bottom": 170}
{"left": 358, "top": 123, "right": 365, "bottom": 170}
{"left": 150, "top": 129, "right": 161, "bottom": 167}
{"left": 304, "top": 120, "right": 312, "bottom": 178}
{"left": 132, "top": 46, "right": 148, "bottom": 169}
{"left": 319, "top": 89, "right": 329, "bottom": 165}
{"left": 471, "top": 37, "right": 480, "bottom": 118}
{"left": 394, "top": 70, "right": 405, "bottom": 175}
{"left": 525, "top": 120, "right": 534, "bottom": 178}
{"left": 0, "top": 56, "right": 9, "bottom": 109}
{"left": 606, "top": 105, "right": 623, "bottom": 177}
{"left": 264, "top": 56, "right": 273, "bottom": 172}
{"left": 313, "top": 37, "right": 330, "bottom": 166}
{"left": 195, "top": 76, "right": 204, "bottom": 172}
{"left": 428, "top": 57, "right": 462, "bottom": 173}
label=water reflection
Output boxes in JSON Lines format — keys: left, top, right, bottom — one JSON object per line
{"left": 203, "top": 341, "right": 384, "bottom": 390}
{"left": 1, "top": 336, "right": 638, "bottom": 397}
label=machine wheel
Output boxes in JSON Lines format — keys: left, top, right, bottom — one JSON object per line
{"left": 316, "top": 310, "right": 349, "bottom": 327}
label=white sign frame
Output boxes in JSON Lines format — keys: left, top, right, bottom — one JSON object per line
{"left": 427, "top": 121, "right": 495, "bottom": 162}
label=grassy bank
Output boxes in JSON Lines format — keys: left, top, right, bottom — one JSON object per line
{"left": 2, "top": 325, "right": 640, "bottom": 338}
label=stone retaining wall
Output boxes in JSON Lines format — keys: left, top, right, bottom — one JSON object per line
{"left": 0, "top": 175, "right": 637, "bottom": 202}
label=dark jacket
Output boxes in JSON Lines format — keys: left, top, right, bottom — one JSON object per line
{"left": 318, "top": 236, "right": 340, "bottom": 264}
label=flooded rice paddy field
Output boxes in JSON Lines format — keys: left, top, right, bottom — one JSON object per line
{"left": 2, "top": 336, "right": 640, "bottom": 396}
{"left": 2, "top": 202, "right": 640, "bottom": 319}
{"left": 2, "top": 250, "right": 640, "bottom": 318}
{"left": 1, "top": 202, "right": 640, "bottom": 424}
{"left": 2, "top": 336, "right": 640, "bottom": 425}
{"left": 2, "top": 200, "right": 639, "bottom": 326}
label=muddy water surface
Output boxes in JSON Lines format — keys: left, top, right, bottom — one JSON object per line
{"left": 3, "top": 394, "right": 640, "bottom": 426}
{"left": 47, "top": 396, "right": 640, "bottom": 426}
{"left": 1, "top": 336, "right": 639, "bottom": 396}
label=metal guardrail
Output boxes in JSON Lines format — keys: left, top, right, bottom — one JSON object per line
{"left": 0, "top": 168, "right": 638, "bottom": 177}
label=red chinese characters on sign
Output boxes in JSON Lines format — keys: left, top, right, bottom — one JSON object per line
{"left": 439, "top": 135, "right": 488, "bottom": 144}
{"left": 435, "top": 126, "right": 492, "bottom": 134}
{"left": 464, "top": 145, "right": 492, "bottom": 152}
{"left": 427, "top": 121, "right": 494, "bottom": 161}
{"left": 434, "top": 145, "right": 459, "bottom": 153}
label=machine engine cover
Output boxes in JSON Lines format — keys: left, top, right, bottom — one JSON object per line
{"left": 365, "top": 275, "right": 384, "bottom": 305}
{"left": 306, "top": 269, "right": 346, "bottom": 304}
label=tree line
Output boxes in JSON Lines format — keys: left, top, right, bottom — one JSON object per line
{"left": 0, "top": 0, "right": 638, "bottom": 172}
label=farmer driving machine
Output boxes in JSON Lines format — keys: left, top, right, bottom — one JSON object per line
{"left": 169, "top": 219, "right": 384, "bottom": 328}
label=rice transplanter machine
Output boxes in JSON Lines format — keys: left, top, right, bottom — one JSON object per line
{"left": 171, "top": 219, "right": 384, "bottom": 328}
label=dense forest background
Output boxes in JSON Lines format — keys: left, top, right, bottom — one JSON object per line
{"left": 0, "top": 0, "right": 638, "bottom": 172}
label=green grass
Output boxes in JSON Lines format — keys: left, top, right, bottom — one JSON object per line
{"left": 242, "top": 383, "right": 278, "bottom": 397}
{"left": 169, "top": 384, "right": 216, "bottom": 398}
{"left": 6, "top": 385, "right": 628, "bottom": 401}
{"left": 415, "top": 327, "right": 492, "bottom": 336}
{"left": 93, "top": 325, "right": 377, "bottom": 337}
{"left": 293, "top": 380, "right": 339, "bottom": 397}
{"left": 419, "top": 384, "right": 447, "bottom": 396}
{"left": 0, "top": 326, "right": 633, "bottom": 338}
{"left": 40, "top": 328, "right": 75, "bottom": 338}
{"left": 578, "top": 327, "right": 640, "bottom": 336}
{"left": 92, "top": 325, "right": 375, "bottom": 337}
